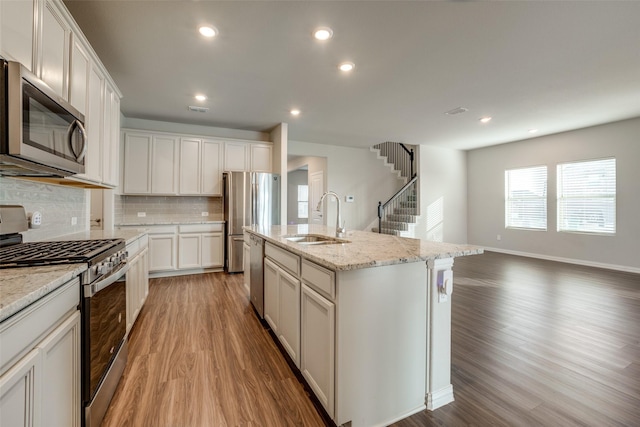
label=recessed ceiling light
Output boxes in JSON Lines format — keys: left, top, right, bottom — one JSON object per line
{"left": 479, "top": 117, "right": 492, "bottom": 123}
{"left": 528, "top": 129, "right": 539, "bottom": 134}
{"left": 199, "top": 26, "right": 217, "bottom": 38}
{"left": 339, "top": 62, "right": 355, "bottom": 72}
{"left": 313, "top": 27, "right": 333, "bottom": 41}
{"left": 195, "top": 94, "right": 207, "bottom": 101}
{"left": 290, "top": 109, "right": 301, "bottom": 116}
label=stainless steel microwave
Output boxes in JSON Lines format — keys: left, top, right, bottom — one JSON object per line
{"left": 1, "top": 58, "right": 86, "bottom": 177}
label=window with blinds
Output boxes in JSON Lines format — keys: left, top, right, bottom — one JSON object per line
{"left": 557, "top": 158, "right": 616, "bottom": 234}
{"left": 505, "top": 166, "right": 547, "bottom": 230}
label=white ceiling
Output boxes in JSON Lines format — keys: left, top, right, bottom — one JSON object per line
{"left": 63, "top": 0, "right": 640, "bottom": 150}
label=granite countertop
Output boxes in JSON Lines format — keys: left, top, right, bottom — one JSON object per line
{"left": 51, "top": 229, "right": 148, "bottom": 245}
{"left": 0, "top": 229, "right": 149, "bottom": 323}
{"left": 244, "top": 225, "right": 483, "bottom": 271}
{"left": 0, "top": 263, "right": 87, "bottom": 323}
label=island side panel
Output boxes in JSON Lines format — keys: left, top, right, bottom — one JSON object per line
{"left": 426, "top": 257, "right": 455, "bottom": 410}
{"left": 335, "top": 262, "right": 427, "bottom": 427}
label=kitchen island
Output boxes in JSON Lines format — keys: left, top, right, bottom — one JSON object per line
{"left": 244, "top": 225, "right": 483, "bottom": 427}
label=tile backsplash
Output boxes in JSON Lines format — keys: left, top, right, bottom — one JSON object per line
{"left": 115, "top": 195, "right": 222, "bottom": 224}
{"left": 0, "top": 177, "right": 88, "bottom": 241}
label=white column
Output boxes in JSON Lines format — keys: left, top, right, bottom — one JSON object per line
{"left": 425, "top": 257, "right": 455, "bottom": 410}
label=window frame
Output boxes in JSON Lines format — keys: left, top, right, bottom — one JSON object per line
{"left": 504, "top": 165, "right": 548, "bottom": 231}
{"left": 556, "top": 157, "right": 616, "bottom": 235}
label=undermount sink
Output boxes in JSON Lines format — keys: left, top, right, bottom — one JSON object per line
{"left": 284, "top": 234, "right": 349, "bottom": 245}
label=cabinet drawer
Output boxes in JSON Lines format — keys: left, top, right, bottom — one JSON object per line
{"left": 0, "top": 278, "right": 79, "bottom": 373}
{"left": 301, "top": 259, "right": 335, "bottom": 300}
{"left": 146, "top": 225, "right": 178, "bottom": 234}
{"left": 178, "top": 223, "right": 223, "bottom": 233}
{"left": 265, "top": 242, "right": 300, "bottom": 277}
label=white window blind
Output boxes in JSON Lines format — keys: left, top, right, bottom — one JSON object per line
{"left": 505, "top": 166, "right": 547, "bottom": 230}
{"left": 297, "top": 185, "right": 309, "bottom": 219}
{"left": 557, "top": 158, "right": 616, "bottom": 234}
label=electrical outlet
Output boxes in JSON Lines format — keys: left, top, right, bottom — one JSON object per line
{"left": 137, "top": 212, "right": 146, "bottom": 217}
{"left": 345, "top": 195, "right": 355, "bottom": 203}
{"left": 497, "top": 234, "right": 501, "bottom": 241}
{"left": 201, "top": 211, "right": 209, "bottom": 217}
{"left": 71, "top": 217, "right": 78, "bottom": 225}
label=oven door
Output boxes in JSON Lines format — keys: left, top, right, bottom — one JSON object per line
{"left": 81, "top": 262, "right": 129, "bottom": 427}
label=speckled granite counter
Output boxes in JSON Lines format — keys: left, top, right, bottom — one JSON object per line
{"left": 0, "top": 228, "right": 148, "bottom": 323}
{"left": 0, "top": 263, "right": 87, "bottom": 323}
{"left": 244, "top": 224, "right": 483, "bottom": 271}
{"left": 52, "top": 228, "right": 148, "bottom": 245}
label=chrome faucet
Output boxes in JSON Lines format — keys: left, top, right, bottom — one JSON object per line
{"left": 316, "top": 191, "right": 346, "bottom": 237}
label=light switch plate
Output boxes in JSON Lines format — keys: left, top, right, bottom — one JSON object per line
{"left": 345, "top": 195, "right": 355, "bottom": 203}
{"left": 201, "top": 211, "right": 209, "bottom": 217}
{"left": 137, "top": 212, "right": 146, "bottom": 217}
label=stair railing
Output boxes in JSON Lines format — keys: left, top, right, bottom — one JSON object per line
{"left": 373, "top": 142, "right": 415, "bottom": 180}
{"left": 377, "top": 175, "right": 418, "bottom": 233}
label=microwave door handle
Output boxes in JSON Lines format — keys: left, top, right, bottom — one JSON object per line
{"left": 68, "top": 120, "right": 87, "bottom": 162}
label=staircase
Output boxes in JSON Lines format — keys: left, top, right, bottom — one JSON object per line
{"left": 371, "top": 142, "right": 420, "bottom": 237}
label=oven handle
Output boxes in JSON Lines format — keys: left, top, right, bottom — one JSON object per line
{"left": 85, "top": 261, "right": 130, "bottom": 298}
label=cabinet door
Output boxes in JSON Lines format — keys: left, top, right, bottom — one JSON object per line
{"left": 178, "top": 234, "right": 200, "bottom": 269}
{"left": 179, "top": 138, "right": 201, "bottom": 195}
{"left": 278, "top": 268, "right": 301, "bottom": 367}
{"left": 39, "top": 311, "right": 81, "bottom": 427}
{"left": 243, "top": 242, "right": 251, "bottom": 297}
{"left": 149, "top": 234, "right": 177, "bottom": 272}
{"left": 139, "top": 248, "right": 149, "bottom": 306}
{"left": 123, "top": 133, "right": 151, "bottom": 194}
{"left": 0, "top": 348, "right": 41, "bottom": 427}
{"left": 251, "top": 144, "right": 272, "bottom": 172}
{"left": 301, "top": 284, "right": 335, "bottom": 417}
{"left": 101, "top": 83, "right": 118, "bottom": 187}
{"left": 40, "top": 0, "right": 69, "bottom": 99}
{"left": 224, "top": 142, "right": 248, "bottom": 171}
{"left": 69, "top": 36, "right": 89, "bottom": 115}
{"left": 263, "top": 258, "right": 279, "bottom": 332}
{"left": 151, "top": 136, "right": 179, "bottom": 194}
{"left": 201, "top": 233, "right": 223, "bottom": 268}
{"left": 79, "top": 64, "right": 104, "bottom": 183}
{"left": 201, "top": 140, "right": 222, "bottom": 195}
{"left": 126, "top": 253, "right": 140, "bottom": 332}
{"left": 0, "top": 0, "right": 35, "bottom": 70}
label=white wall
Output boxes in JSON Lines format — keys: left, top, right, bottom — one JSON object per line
{"left": 289, "top": 140, "right": 404, "bottom": 231}
{"left": 414, "top": 145, "right": 468, "bottom": 244}
{"left": 122, "top": 117, "right": 270, "bottom": 142}
{"left": 467, "top": 117, "right": 640, "bottom": 271}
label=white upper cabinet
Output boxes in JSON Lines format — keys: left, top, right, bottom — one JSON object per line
{"left": 123, "top": 133, "right": 152, "bottom": 194}
{"left": 224, "top": 142, "right": 248, "bottom": 171}
{"left": 151, "top": 135, "right": 179, "bottom": 195}
{"left": 0, "top": 0, "right": 35, "bottom": 70}
{"left": 201, "top": 140, "right": 223, "bottom": 195}
{"left": 179, "top": 138, "right": 202, "bottom": 195}
{"left": 1, "top": 0, "right": 121, "bottom": 188}
{"left": 40, "top": 0, "right": 70, "bottom": 99}
{"left": 250, "top": 144, "right": 272, "bottom": 172}
{"left": 69, "top": 36, "right": 90, "bottom": 115}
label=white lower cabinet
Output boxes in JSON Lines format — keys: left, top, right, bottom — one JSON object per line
{"left": 178, "top": 234, "right": 201, "bottom": 270}
{"left": 243, "top": 239, "right": 251, "bottom": 296}
{"left": 149, "top": 232, "right": 177, "bottom": 272}
{"left": 0, "top": 278, "right": 81, "bottom": 427}
{"left": 301, "top": 284, "right": 335, "bottom": 418}
{"left": 126, "top": 236, "right": 149, "bottom": 334}
{"left": 263, "top": 256, "right": 301, "bottom": 368}
{"left": 201, "top": 233, "right": 223, "bottom": 268}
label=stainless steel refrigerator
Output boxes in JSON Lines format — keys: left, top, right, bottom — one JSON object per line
{"left": 223, "top": 171, "right": 280, "bottom": 273}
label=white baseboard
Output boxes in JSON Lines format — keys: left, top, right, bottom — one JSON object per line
{"left": 483, "top": 246, "right": 640, "bottom": 274}
{"left": 426, "top": 384, "right": 454, "bottom": 410}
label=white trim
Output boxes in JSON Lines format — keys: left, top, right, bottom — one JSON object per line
{"left": 369, "top": 404, "right": 426, "bottom": 427}
{"left": 426, "top": 384, "right": 454, "bottom": 410}
{"left": 483, "top": 247, "right": 640, "bottom": 274}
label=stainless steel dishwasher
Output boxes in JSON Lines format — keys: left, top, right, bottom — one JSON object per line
{"left": 249, "top": 234, "right": 265, "bottom": 318}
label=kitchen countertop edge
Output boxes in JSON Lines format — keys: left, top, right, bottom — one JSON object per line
{"left": 0, "top": 263, "right": 88, "bottom": 323}
{"left": 244, "top": 225, "right": 483, "bottom": 271}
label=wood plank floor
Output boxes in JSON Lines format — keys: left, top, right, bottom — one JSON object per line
{"left": 103, "top": 252, "right": 640, "bottom": 427}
